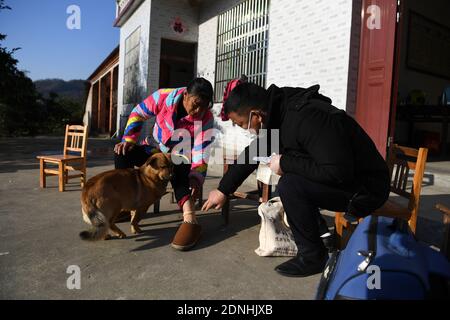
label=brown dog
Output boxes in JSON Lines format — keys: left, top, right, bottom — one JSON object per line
{"left": 79, "top": 153, "right": 173, "bottom": 241}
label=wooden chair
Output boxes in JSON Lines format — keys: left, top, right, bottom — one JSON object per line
{"left": 335, "top": 144, "right": 428, "bottom": 249}
{"left": 221, "top": 153, "right": 272, "bottom": 225}
{"left": 436, "top": 204, "right": 450, "bottom": 260}
{"left": 37, "top": 125, "right": 88, "bottom": 192}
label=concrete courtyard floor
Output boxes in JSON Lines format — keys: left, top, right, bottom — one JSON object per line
{"left": 0, "top": 137, "right": 449, "bottom": 300}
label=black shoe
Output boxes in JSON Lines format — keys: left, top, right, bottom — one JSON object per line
{"left": 275, "top": 251, "right": 329, "bottom": 278}
{"left": 322, "top": 232, "right": 337, "bottom": 253}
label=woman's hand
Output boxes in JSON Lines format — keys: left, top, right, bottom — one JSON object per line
{"left": 202, "top": 189, "right": 227, "bottom": 211}
{"left": 269, "top": 154, "right": 284, "bottom": 176}
{"left": 189, "top": 178, "right": 202, "bottom": 200}
{"left": 114, "top": 142, "right": 134, "bottom": 156}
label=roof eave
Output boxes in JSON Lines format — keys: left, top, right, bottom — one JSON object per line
{"left": 113, "top": 0, "right": 145, "bottom": 28}
{"left": 87, "top": 46, "right": 120, "bottom": 82}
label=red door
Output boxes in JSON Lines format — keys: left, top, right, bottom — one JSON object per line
{"left": 355, "top": 0, "right": 398, "bottom": 158}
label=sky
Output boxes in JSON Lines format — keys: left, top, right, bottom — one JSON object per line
{"left": 0, "top": 0, "right": 120, "bottom": 81}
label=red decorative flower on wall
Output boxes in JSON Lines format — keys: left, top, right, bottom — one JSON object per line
{"left": 171, "top": 17, "right": 187, "bottom": 35}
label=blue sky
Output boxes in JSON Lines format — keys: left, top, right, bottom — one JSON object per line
{"left": 0, "top": 0, "right": 119, "bottom": 80}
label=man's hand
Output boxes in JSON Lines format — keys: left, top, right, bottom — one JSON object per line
{"left": 189, "top": 178, "right": 202, "bottom": 200}
{"left": 269, "top": 154, "right": 284, "bottom": 176}
{"left": 114, "top": 141, "right": 135, "bottom": 156}
{"left": 202, "top": 189, "right": 227, "bottom": 211}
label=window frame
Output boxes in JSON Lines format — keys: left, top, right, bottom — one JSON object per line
{"left": 214, "top": 0, "right": 270, "bottom": 103}
{"left": 123, "top": 26, "right": 141, "bottom": 105}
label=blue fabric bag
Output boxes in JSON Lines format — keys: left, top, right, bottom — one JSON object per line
{"left": 316, "top": 216, "right": 450, "bottom": 300}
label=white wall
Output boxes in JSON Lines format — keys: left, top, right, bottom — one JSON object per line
{"left": 198, "top": 0, "right": 246, "bottom": 84}
{"left": 122, "top": 0, "right": 199, "bottom": 140}
{"left": 266, "top": 0, "right": 354, "bottom": 110}
{"left": 117, "top": 0, "right": 357, "bottom": 150}
{"left": 198, "top": 0, "right": 252, "bottom": 154}
{"left": 197, "top": 17, "right": 218, "bottom": 85}
{"left": 197, "top": 0, "right": 356, "bottom": 154}
{"left": 117, "top": 0, "right": 151, "bottom": 125}
{"left": 147, "top": 0, "right": 200, "bottom": 93}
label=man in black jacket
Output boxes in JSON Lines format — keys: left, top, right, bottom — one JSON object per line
{"left": 202, "top": 82, "right": 390, "bottom": 277}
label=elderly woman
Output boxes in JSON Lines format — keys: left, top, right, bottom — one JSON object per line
{"left": 114, "top": 78, "right": 215, "bottom": 251}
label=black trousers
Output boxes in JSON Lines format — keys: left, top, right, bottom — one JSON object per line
{"left": 114, "top": 145, "right": 191, "bottom": 205}
{"left": 278, "top": 173, "right": 354, "bottom": 257}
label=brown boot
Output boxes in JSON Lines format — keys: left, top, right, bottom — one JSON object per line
{"left": 171, "top": 222, "right": 202, "bottom": 251}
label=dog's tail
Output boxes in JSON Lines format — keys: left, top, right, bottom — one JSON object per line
{"left": 80, "top": 204, "right": 109, "bottom": 241}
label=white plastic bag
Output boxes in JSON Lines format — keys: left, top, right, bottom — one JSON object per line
{"left": 255, "top": 197, "right": 298, "bottom": 257}
{"left": 256, "top": 164, "right": 280, "bottom": 186}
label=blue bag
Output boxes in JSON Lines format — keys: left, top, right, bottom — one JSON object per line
{"left": 316, "top": 216, "right": 450, "bottom": 300}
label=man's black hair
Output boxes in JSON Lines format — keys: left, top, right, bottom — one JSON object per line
{"left": 186, "top": 77, "right": 214, "bottom": 104}
{"left": 224, "top": 82, "right": 268, "bottom": 116}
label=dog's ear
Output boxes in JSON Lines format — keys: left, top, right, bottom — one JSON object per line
{"left": 145, "top": 155, "right": 160, "bottom": 170}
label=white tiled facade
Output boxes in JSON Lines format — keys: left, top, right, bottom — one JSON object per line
{"left": 197, "top": 0, "right": 244, "bottom": 86}
{"left": 116, "top": 0, "right": 358, "bottom": 152}
{"left": 117, "top": 0, "right": 151, "bottom": 118}
{"left": 197, "top": 0, "right": 356, "bottom": 152}
{"left": 198, "top": 0, "right": 253, "bottom": 153}
{"left": 266, "top": 0, "right": 354, "bottom": 110}
{"left": 148, "top": 0, "right": 200, "bottom": 92}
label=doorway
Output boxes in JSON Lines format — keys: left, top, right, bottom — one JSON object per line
{"left": 159, "top": 39, "right": 196, "bottom": 88}
{"left": 390, "top": 0, "right": 450, "bottom": 160}
{"left": 355, "top": 0, "right": 450, "bottom": 160}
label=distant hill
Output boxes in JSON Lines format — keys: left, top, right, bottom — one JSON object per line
{"left": 34, "top": 79, "right": 89, "bottom": 104}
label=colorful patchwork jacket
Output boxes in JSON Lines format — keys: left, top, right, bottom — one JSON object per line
{"left": 122, "top": 88, "right": 215, "bottom": 185}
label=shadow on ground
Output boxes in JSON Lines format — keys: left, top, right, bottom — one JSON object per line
{"left": 122, "top": 198, "right": 261, "bottom": 252}
{"left": 0, "top": 137, "right": 117, "bottom": 173}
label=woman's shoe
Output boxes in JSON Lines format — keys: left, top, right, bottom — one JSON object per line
{"left": 171, "top": 222, "right": 202, "bottom": 251}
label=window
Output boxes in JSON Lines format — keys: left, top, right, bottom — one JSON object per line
{"left": 214, "top": 0, "right": 270, "bottom": 102}
{"left": 123, "top": 26, "right": 141, "bottom": 105}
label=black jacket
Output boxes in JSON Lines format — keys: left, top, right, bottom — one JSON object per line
{"left": 218, "top": 84, "right": 390, "bottom": 217}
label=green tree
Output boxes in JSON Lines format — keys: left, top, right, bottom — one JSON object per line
{"left": 0, "top": 1, "right": 86, "bottom": 136}
{"left": 0, "top": 0, "right": 43, "bottom": 136}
